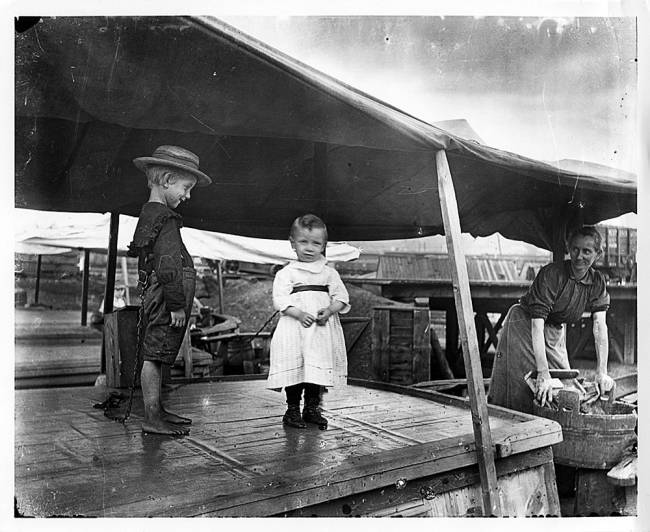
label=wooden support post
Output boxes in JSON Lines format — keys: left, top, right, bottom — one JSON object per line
{"left": 481, "top": 313, "right": 500, "bottom": 352}
{"left": 121, "top": 256, "right": 131, "bottom": 305}
{"left": 551, "top": 207, "right": 567, "bottom": 263}
{"left": 412, "top": 308, "right": 431, "bottom": 384}
{"left": 81, "top": 249, "right": 90, "bottom": 326}
{"left": 34, "top": 254, "right": 42, "bottom": 304}
{"left": 101, "top": 212, "right": 120, "bottom": 374}
{"left": 435, "top": 150, "right": 501, "bottom": 516}
{"left": 216, "top": 259, "right": 225, "bottom": 314}
{"left": 620, "top": 302, "right": 636, "bottom": 365}
{"left": 494, "top": 312, "right": 506, "bottom": 334}
{"left": 104, "top": 213, "right": 120, "bottom": 315}
{"left": 445, "top": 306, "right": 459, "bottom": 375}
{"left": 371, "top": 308, "right": 391, "bottom": 382}
{"left": 551, "top": 202, "right": 584, "bottom": 262}
{"left": 475, "top": 314, "right": 486, "bottom": 355}
{"left": 314, "top": 142, "right": 328, "bottom": 219}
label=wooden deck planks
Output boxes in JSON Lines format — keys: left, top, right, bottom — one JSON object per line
{"left": 14, "top": 335, "right": 102, "bottom": 383}
{"left": 15, "top": 380, "right": 560, "bottom": 517}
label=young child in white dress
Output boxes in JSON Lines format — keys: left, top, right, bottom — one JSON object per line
{"left": 267, "top": 214, "right": 350, "bottom": 429}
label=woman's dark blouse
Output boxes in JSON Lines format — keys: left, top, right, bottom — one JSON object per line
{"left": 127, "top": 202, "right": 193, "bottom": 311}
{"left": 519, "top": 260, "right": 609, "bottom": 326}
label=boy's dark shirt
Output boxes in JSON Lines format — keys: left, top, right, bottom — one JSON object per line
{"left": 128, "top": 202, "right": 193, "bottom": 311}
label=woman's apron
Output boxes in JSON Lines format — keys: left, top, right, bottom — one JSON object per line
{"left": 487, "top": 303, "right": 570, "bottom": 414}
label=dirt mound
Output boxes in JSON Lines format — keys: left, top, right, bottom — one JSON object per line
{"left": 198, "top": 275, "right": 400, "bottom": 332}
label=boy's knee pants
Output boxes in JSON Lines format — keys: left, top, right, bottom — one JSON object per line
{"left": 141, "top": 267, "right": 196, "bottom": 365}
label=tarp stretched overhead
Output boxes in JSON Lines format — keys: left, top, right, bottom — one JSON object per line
{"left": 15, "top": 242, "right": 72, "bottom": 255}
{"left": 14, "top": 210, "right": 360, "bottom": 263}
{"left": 15, "top": 16, "right": 637, "bottom": 250}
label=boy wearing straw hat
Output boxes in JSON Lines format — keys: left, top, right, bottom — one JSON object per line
{"left": 128, "top": 145, "right": 212, "bottom": 435}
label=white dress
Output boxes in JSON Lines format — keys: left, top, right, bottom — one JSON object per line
{"left": 266, "top": 257, "right": 350, "bottom": 389}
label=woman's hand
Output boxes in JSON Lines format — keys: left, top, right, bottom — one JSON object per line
{"left": 535, "top": 370, "right": 554, "bottom": 407}
{"left": 170, "top": 309, "right": 187, "bottom": 328}
{"left": 596, "top": 372, "right": 615, "bottom": 397}
{"left": 316, "top": 308, "right": 332, "bottom": 325}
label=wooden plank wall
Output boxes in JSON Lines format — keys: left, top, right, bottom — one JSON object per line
{"left": 376, "top": 254, "right": 527, "bottom": 282}
{"left": 371, "top": 306, "right": 430, "bottom": 385}
{"left": 285, "top": 447, "right": 560, "bottom": 517}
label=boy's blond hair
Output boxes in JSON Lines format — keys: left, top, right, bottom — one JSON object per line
{"left": 144, "top": 165, "right": 197, "bottom": 189}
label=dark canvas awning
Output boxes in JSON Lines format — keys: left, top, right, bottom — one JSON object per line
{"left": 15, "top": 16, "right": 637, "bottom": 249}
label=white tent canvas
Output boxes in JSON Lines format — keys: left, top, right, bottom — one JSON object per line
{"left": 14, "top": 209, "right": 360, "bottom": 264}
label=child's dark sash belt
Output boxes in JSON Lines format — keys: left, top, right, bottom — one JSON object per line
{"left": 291, "top": 285, "right": 329, "bottom": 294}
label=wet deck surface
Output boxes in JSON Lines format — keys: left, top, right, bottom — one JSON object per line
{"left": 15, "top": 309, "right": 102, "bottom": 387}
{"left": 15, "top": 380, "right": 558, "bottom": 517}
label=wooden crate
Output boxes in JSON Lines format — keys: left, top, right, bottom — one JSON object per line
{"left": 104, "top": 306, "right": 142, "bottom": 388}
{"left": 341, "top": 316, "right": 373, "bottom": 380}
{"left": 558, "top": 467, "right": 637, "bottom": 516}
{"left": 371, "top": 306, "right": 430, "bottom": 385}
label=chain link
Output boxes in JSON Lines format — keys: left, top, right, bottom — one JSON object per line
{"left": 252, "top": 310, "right": 278, "bottom": 340}
{"left": 110, "top": 276, "right": 274, "bottom": 423}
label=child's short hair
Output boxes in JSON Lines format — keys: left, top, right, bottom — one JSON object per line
{"left": 290, "top": 214, "right": 328, "bottom": 243}
{"left": 567, "top": 226, "right": 603, "bottom": 252}
{"left": 144, "top": 165, "right": 197, "bottom": 189}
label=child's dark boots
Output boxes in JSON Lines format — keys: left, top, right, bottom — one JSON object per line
{"left": 283, "top": 404, "right": 306, "bottom": 428}
{"left": 303, "top": 397, "right": 328, "bottom": 429}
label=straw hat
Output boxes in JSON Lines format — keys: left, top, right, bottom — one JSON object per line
{"left": 133, "top": 145, "right": 212, "bottom": 187}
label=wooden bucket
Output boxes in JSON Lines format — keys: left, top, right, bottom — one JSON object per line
{"left": 532, "top": 387, "right": 637, "bottom": 469}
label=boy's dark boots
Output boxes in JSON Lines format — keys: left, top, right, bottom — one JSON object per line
{"left": 283, "top": 404, "right": 306, "bottom": 428}
{"left": 303, "top": 397, "right": 328, "bottom": 430}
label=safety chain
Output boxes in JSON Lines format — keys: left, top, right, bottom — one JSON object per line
{"left": 251, "top": 310, "right": 279, "bottom": 340}
{"left": 111, "top": 271, "right": 148, "bottom": 424}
